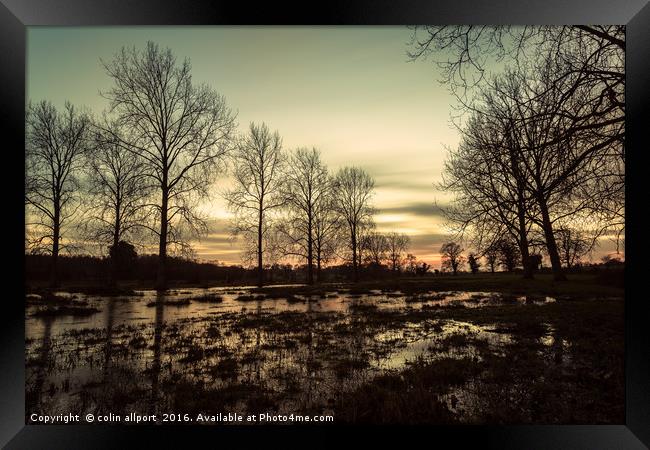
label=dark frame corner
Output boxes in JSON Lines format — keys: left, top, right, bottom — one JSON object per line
{"left": 1, "top": 0, "right": 648, "bottom": 448}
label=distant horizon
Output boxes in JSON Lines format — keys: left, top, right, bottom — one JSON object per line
{"left": 26, "top": 26, "right": 623, "bottom": 267}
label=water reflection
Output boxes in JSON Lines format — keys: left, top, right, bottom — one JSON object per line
{"left": 102, "top": 297, "right": 116, "bottom": 385}
{"left": 150, "top": 294, "right": 165, "bottom": 421}
{"left": 28, "top": 315, "right": 53, "bottom": 411}
{"left": 25, "top": 287, "right": 594, "bottom": 423}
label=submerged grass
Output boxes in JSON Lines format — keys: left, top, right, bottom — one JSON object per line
{"left": 25, "top": 275, "right": 623, "bottom": 425}
{"left": 190, "top": 293, "right": 224, "bottom": 303}
{"left": 31, "top": 305, "right": 101, "bottom": 317}
{"left": 145, "top": 298, "right": 191, "bottom": 307}
{"left": 259, "top": 273, "right": 622, "bottom": 299}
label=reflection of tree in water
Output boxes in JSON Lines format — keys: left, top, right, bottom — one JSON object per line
{"left": 149, "top": 293, "right": 165, "bottom": 421}
{"left": 95, "top": 297, "right": 148, "bottom": 414}
{"left": 550, "top": 326, "right": 565, "bottom": 365}
{"left": 28, "top": 316, "right": 53, "bottom": 412}
{"left": 253, "top": 301, "right": 262, "bottom": 383}
{"left": 303, "top": 300, "right": 315, "bottom": 408}
{"left": 102, "top": 298, "right": 116, "bottom": 385}
{"left": 91, "top": 297, "right": 117, "bottom": 414}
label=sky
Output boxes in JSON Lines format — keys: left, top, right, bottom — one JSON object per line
{"left": 26, "top": 26, "right": 620, "bottom": 267}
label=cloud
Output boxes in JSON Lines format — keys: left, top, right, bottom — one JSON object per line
{"left": 408, "top": 232, "right": 451, "bottom": 248}
{"left": 371, "top": 169, "right": 438, "bottom": 191}
{"left": 196, "top": 233, "right": 235, "bottom": 246}
{"left": 376, "top": 178, "right": 436, "bottom": 191}
{"left": 378, "top": 201, "right": 447, "bottom": 218}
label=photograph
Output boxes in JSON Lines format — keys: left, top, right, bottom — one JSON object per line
{"left": 22, "top": 24, "right": 627, "bottom": 427}
{"left": 20, "top": 24, "right": 631, "bottom": 430}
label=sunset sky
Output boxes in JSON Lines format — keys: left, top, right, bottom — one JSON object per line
{"left": 27, "top": 26, "right": 619, "bottom": 267}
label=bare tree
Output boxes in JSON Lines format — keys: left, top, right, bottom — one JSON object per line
{"left": 312, "top": 184, "right": 341, "bottom": 282}
{"left": 280, "top": 148, "right": 330, "bottom": 284}
{"left": 236, "top": 220, "right": 282, "bottom": 273}
{"left": 408, "top": 26, "right": 624, "bottom": 110}
{"left": 101, "top": 42, "right": 236, "bottom": 290}
{"left": 332, "top": 167, "right": 375, "bottom": 282}
{"left": 411, "top": 26, "right": 625, "bottom": 279}
{"left": 263, "top": 228, "right": 287, "bottom": 284}
{"left": 496, "top": 238, "right": 520, "bottom": 272}
{"left": 362, "top": 232, "right": 388, "bottom": 266}
{"left": 404, "top": 253, "right": 418, "bottom": 275}
{"left": 467, "top": 252, "right": 481, "bottom": 274}
{"left": 26, "top": 101, "right": 90, "bottom": 287}
{"left": 497, "top": 57, "right": 621, "bottom": 280}
{"left": 442, "top": 53, "right": 622, "bottom": 281}
{"left": 440, "top": 95, "right": 537, "bottom": 278}
{"left": 355, "top": 224, "right": 376, "bottom": 271}
{"left": 483, "top": 243, "right": 499, "bottom": 273}
{"left": 386, "top": 232, "right": 410, "bottom": 273}
{"left": 440, "top": 242, "right": 464, "bottom": 275}
{"left": 416, "top": 260, "right": 431, "bottom": 276}
{"left": 555, "top": 227, "right": 590, "bottom": 269}
{"left": 83, "top": 120, "right": 151, "bottom": 285}
{"left": 225, "top": 122, "right": 285, "bottom": 287}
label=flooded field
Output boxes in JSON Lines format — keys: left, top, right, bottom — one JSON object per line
{"left": 25, "top": 286, "right": 624, "bottom": 424}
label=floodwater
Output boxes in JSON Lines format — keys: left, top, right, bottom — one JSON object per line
{"left": 25, "top": 287, "right": 582, "bottom": 424}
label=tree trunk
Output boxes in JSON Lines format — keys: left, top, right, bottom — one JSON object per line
{"left": 316, "top": 251, "right": 322, "bottom": 283}
{"left": 109, "top": 237, "right": 118, "bottom": 288}
{"left": 150, "top": 295, "right": 164, "bottom": 416}
{"left": 307, "top": 212, "right": 314, "bottom": 285}
{"left": 515, "top": 195, "right": 533, "bottom": 279}
{"left": 351, "top": 226, "right": 358, "bottom": 282}
{"left": 156, "top": 187, "right": 168, "bottom": 291}
{"left": 519, "top": 228, "right": 533, "bottom": 279}
{"left": 50, "top": 206, "right": 60, "bottom": 288}
{"left": 109, "top": 205, "right": 120, "bottom": 288}
{"left": 538, "top": 196, "right": 567, "bottom": 281}
{"left": 257, "top": 204, "right": 264, "bottom": 287}
{"left": 510, "top": 135, "right": 533, "bottom": 279}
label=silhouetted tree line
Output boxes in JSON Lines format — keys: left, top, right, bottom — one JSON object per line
{"left": 25, "top": 252, "right": 434, "bottom": 287}
{"left": 410, "top": 26, "right": 625, "bottom": 280}
{"left": 25, "top": 41, "right": 426, "bottom": 289}
{"left": 25, "top": 253, "right": 250, "bottom": 286}
{"left": 438, "top": 238, "right": 621, "bottom": 280}
{"left": 439, "top": 240, "right": 543, "bottom": 275}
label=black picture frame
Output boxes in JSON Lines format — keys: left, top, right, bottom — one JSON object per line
{"left": 2, "top": 1, "right": 648, "bottom": 448}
